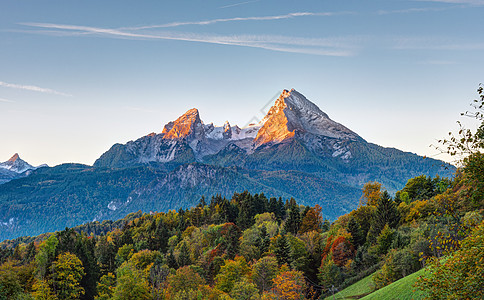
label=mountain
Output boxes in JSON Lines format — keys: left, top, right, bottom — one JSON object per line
{"left": 0, "top": 89, "right": 454, "bottom": 241}
{"left": 0, "top": 153, "right": 45, "bottom": 184}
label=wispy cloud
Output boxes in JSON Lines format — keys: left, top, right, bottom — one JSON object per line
{"left": 0, "top": 81, "right": 72, "bottom": 96}
{"left": 0, "top": 97, "right": 15, "bottom": 103}
{"left": 119, "top": 12, "right": 343, "bottom": 30}
{"left": 21, "top": 22, "right": 359, "bottom": 56}
{"left": 219, "top": 0, "right": 260, "bottom": 9}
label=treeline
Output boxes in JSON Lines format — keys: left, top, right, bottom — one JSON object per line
{"left": 0, "top": 172, "right": 482, "bottom": 299}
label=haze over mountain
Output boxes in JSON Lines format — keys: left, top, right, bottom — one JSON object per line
{"left": 0, "top": 89, "right": 454, "bottom": 241}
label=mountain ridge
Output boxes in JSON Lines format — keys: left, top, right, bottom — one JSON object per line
{"left": 0, "top": 88, "right": 455, "bottom": 240}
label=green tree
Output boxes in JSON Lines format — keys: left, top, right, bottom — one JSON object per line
{"left": 231, "top": 277, "right": 259, "bottom": 300}
{"left": 32, "top": 279, "right": 57, "bottom": 300}
{"left": 112, "top": 262, "right": 150, "bottom": 300}
{"left": 273, "top": 235, "right": 292, "bottom": 267}
{"left": 284, "top": 202, "right": 301, "bottom": 235}
{"left": 51, "top": 252, "right": 85, "bottom": 300}
{"left": 94, "top": 273, "right": 115, "bottom": 300}
{"left": 35, "top": 235, "right": 59, "bottom": 279}
{"left": 177, "top": 241, "right": 191, "bottom": 267}
{"left": 215, "top": 256, "right": 250, "bottom": 294}
{"left": 0, "top": 260, "right": 23, "bottom": 300}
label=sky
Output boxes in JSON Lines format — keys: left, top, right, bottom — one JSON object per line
{"left": 1, "top": 0, "right": 483, "bottom": 166}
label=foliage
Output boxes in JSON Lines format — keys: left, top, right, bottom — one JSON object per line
{"left": 252, "top": 256, "right": 279, "bottom": 293}
{"left": 215, "top": 256, "right": 250, "bottom": 293}
{"left": 94, "top": 273, "right": 115, "bottom": 300}
{"left": 112, "top": 262, "right": 150, "bottom": 300}
{"left": 416, "top": 220, "right": 484, "bottom": 299}
{"left": 51, "top": 252, "right": 85, "bottom": 300}
{"left": 268, "top": 270, "right": 306, "bottom": 300}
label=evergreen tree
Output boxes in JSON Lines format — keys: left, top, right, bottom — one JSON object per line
{"left": 259, "top": 225, "right": 271, "bottom": 256}
{"left": 22, "top": 241, "right": 36, "bottom": 264}
{"left": 178, "top": 242, "right": 191, "bottom": 267}
{"left": 367, "top": 191, "right": 399, "bottom": 244}
{"left": 274, "top": 234, "right": 292, "bottom": 266}
{"left": 347, "top": 217, "right": 364, "bottom": 248}
{"left": 284, "top": 202, "right": 301, "bottom": 235}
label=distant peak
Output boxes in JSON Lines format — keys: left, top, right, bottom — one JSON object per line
{"left": 8, "top": 153, "right": 20, "bottom": 162}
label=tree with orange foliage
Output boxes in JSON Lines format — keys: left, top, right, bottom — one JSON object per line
{"left": 267, "top": 269, "right": 307, "bottom": 300}
{"left": 299, "top": 205, "right": 323, "bottom": 234}
{"left": 360, "top": 181, "right": 382, "bottom": 207}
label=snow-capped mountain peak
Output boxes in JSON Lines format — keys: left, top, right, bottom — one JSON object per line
{"left": 0, "top": 153, "right": 36, "bottom": 174}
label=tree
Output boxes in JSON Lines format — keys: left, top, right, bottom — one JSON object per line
{"left": 112, "top": 262, "right": 150, "bottom": 300}
{"left": 32, "top": 279, "right": 57, "bottom": 300}
{"left": 51, "top": 252, "right": 85, "bottom": 300}
{"left": 367, "top": 191, "right": 399, "bottom": 243}
{"left": 416, "top": 220, "right": 484, "bottom": 299}
{"left": 437, "top": 84, "right": 484, "bottom": 205}
{"left": 269, "top": 270, "right": 306, "bottom": 300}
{"left": 231, "top": 277, "right": 259, "bottom": 300}
{"left": 215, "top": 256, "right": 250, "bottom": 294}
{"left": 360, "top": 182, "right": 382, "bottom": 207}
{"left": 252, "top": 256, "right": 279, "bottom": 293}
{"left": 177, "top": 241, "right": 191, "bottom": 267}
{"left": 299, "top": 205, "right": 323, "bottom": 234}
{"left": 284, "top": 202, "right": 301, "bottom": 235}
{"left": 165, "top": 266, "right": 205, "bottom": 298}
{"left": 0, "top": 260, "right": 22, "bottom": 300}
{"left": 273, "top": 235, "right": 292, "bottom": 267}
{"left": 94, "top": 273, "right": 115, "bottom": 300}
{"left": 35, "top": 235, "right": 59, "bottom": 279}
{"left": 331, "top": 237, "right": 355, "bottom": 267}
{"left": 347, "top": 217, "right": 364, "bottom": 248}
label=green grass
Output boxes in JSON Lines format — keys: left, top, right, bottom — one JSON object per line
{"left": 361, "top": 268, "right": 427, "bottom": 300}
{"left": 325, "top": 272, "right": 377, "bottom": 300}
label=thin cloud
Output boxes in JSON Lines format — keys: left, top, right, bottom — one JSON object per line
{"left": 21, "top": 23, "right": 358, "bottom": 56}
{"left": 219, "top": 0, "right": 260, "bottom": 9}
{"left": 0, "top": 97, "right": 15, "bottom": 103}
{"left": 0, "top": 81, "right": 72, "bottom": 96}
{"left": 119, "top": 12, "right": 344, "bottom": 30}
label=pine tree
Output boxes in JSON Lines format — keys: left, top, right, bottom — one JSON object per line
{"left": 178, "top": 242, "right": 191, "bottom": 267}
{"left": 22, "top": 241, "right": 36, "bottom": 264}
{"left": 284, "top": 202, "right": 301, "bottom": 235}
{"left": 274, "top": 234, "right": 292, "bottom": 266}
{"left": 348, "top": 217, "right": 364, "bottom": 248}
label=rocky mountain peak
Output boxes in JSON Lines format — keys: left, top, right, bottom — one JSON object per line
{"left": 0, "top": 153, "right": 36, "bottom": 174}
{"left": 161, "top": 108, "right": 205, "bottom": 140}
{"left": 8, "top": 153, "right": 20, "bottom": 162}
{"left": 254, "top": 89, "right": 361, "bottom": 147}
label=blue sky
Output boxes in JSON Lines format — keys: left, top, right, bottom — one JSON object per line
{"left": 1, "top": 0, "right": 483, "bottom": 166}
